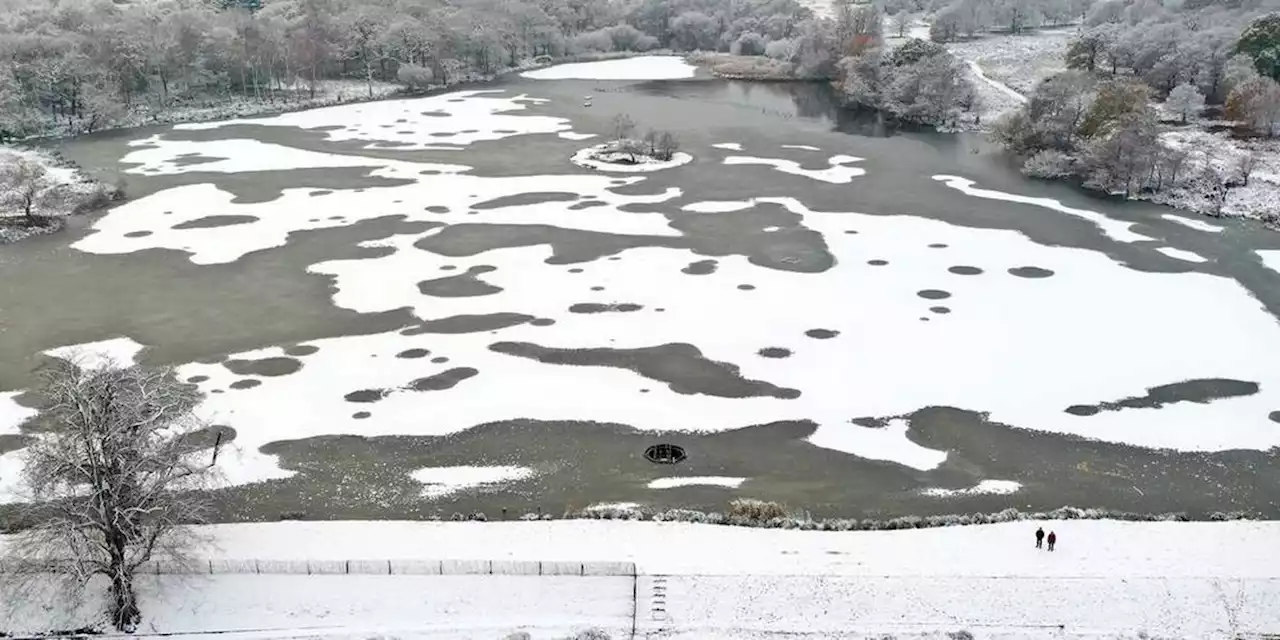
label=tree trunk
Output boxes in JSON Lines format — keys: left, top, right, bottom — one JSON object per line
{"left": 108, "top": 538, "right": 140, "bottom": 632}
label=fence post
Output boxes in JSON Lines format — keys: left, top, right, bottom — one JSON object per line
{"left": 208, "top": 560, "right": 213, "bottom": 575}
{"left": 388, "top": 559, "right": 392, "bottom": 575}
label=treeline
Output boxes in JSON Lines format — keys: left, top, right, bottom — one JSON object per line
{"left": 990, "top": 0, "right": 1280, "bottom": 213}
{"left": 927, "top": 0, "right": 1094, "bottom": 41}
{"left": 0, "top": 0, "right": 819, "bottom": 138}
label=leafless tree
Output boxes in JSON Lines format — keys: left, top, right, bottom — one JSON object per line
{"left": 5, "top": 359, "right": 221, "bottom": 632}
{"left": 610, "top": 113, "right": 636, "bottom": 143}
{"left": 655, "top": 131, "right": 680, "bottom": 161}
{"left": 1234, "top": 150, "right": 1261, "bottom": 186}
{"left": 0, "top": 156, "right": 61, "bottom": 224}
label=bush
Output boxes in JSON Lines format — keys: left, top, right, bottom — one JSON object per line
{"left": 569, "top": 629, "right": 611, "bottom": 640}
{"left": 727, "top": 498, "right": 788, "bottom": 522}
{"left": 1021, "top": 149, "right": 1077, "bottom": 179}
{"left": 731, "top": 32, "right": 767, "bottom": 56}
{"left": 764, "top": 38, "right": 796, "bottom": 60}
{"left": 397, "top": 63, "right": 435, "bottom": 90}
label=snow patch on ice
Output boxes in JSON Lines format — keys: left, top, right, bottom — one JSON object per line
{"left": 1259, "top": 250, "right": 1280, "bottom": 276}
{"left": 557, "top": 131, "right": 597, "bottom": 141}
{"left": 1162, "top": 213, "right": 1224, "bottom": 233}
{"left": 1156, "top": 247, "right": 1209, "bottom": 263}
{"left": 933, "top": 175, "right": 1153, "bottom": 243}
{"left": 647, "top": 476, "right": 746, "bottom": 489}
{"left": 73, "top": 165, "right": 677, "bottom": 265}
{"left": 681, "top": 200, "right": 755, "bottom": 213}
{"left": 725, "top": 155, "right": 866, "bottom": 184}
{"left": 807, "top": 418, "right": 947, "bottom": 471}
{"left": 44, "top": 337, "right": 146, "bottom": 369}
{"left": 121, "top": 137, "right": 468, "bottom": 176}
{"left": 411, "top": 465, "right": 536, "bottom": 499}
{"left": 711, "top": 143, "right": 743, "bottom": 151}
{"left": 173, "top": 90, "right": 571, "bottom": 150}
{"left": 922, "top": 479, "right": 1021, "bottom": 497}
{"left": 521, "top": 56, "right": 697, "bottom": 80}
{"left": 781, "top": 145, "right": 821, "bottom": 151}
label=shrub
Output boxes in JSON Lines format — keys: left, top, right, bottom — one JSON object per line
{"left": 727, "top": 498, "right": 788, "bottom": 522}
{"left": 569, "top": 629, "right": 611, "bottom": 640}
{"left": 765, "top": 38, "right": 796, "bottom": 60}
{"left": 1022, "top": 149, "right": 1077, "bottom": 179}
{"left": 731, "top": 32, "right": 767, "bottom": 56}
{"left": 397, "top": 63, "right": 435, "bottom": 90}
{"left": 468, "top": 512, "right": 488, "bottom": 522}
{"left": 505, "top": 633, "right": 532, "bottom": 640}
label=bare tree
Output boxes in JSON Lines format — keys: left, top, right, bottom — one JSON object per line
{"left": 5, "top": 359, "right": 221, "bottom": 632}
{"left": 1234, "top": 150, "right": 1261, "bottom": 186}
{"left": 0, "top": 156, "right": 61, "bottom": 224}
{"left": 610, "top": 113, "right": 636, "bottom": 142}
{"left": 655, "top": 131, "right": 680, "bottom": 161}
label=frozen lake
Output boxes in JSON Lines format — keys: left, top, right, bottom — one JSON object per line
{"left": 3, "top": 58, "right": 1280, "bottom": 521}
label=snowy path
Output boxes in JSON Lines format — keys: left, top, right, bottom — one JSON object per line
{"left": 5, "top": 520, "right": 1278, "bottom": 638}
{"left": 966, "top": 59, "right": 1028, "bottom": 104}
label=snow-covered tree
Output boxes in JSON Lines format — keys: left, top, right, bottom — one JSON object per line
{"left": 1227, "top": 75, "right": 1280, "bottom": 136}
{"left": 1166, "top": 83, "right": 1205, "bottom": 123}
{"left": 4, "top": 359, "right": 221, "bottom": 631}
{"left": 0, "top": 156, "right": 61, "bottom": 223}
{"left": 1237, "top": 13, "right": 1280, "bottom": 81}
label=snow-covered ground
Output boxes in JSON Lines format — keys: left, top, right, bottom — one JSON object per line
{"left": 946, "top": 29, "right": 1075, "bottom": 99}
{"left": 521, "top": 56, "right": 697, "bottom": 81}
{"left": 3, "top": 520, "right": 1278, "bottom": 638}
{"left": 1158, "top": 128, "right": 1280, "bottom": 219}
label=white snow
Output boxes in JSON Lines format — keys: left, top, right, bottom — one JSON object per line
{"left": 411, "top": 465, "right": 535, "bottom": 499}
{"left": 0, "top": 146, "right": 83, "bottom": 188}
{"left": 0, "top": 391, "right": 36, "bottom": 435}
{"left": 966, "top": 59, "right": 1027, "bottom": 104}
{"left": 557, "top": 131, "right": 597, "bottom": 141}
{"left": 73, "top": 157, "right": 680, "bottom": 265}
{"left": 119, "top": 137, "right": 471, "bottom": 176}
{"left": 43, "top": 337, "right": 146, "bottom": 369}
{"left": 934, "top": 175, "right": 1154, "bottom": 242}
{"left": 521, "top": 55, "right": 697, "bottom": 81}
{"left": 1158, "top": 129, "right": 1280, "bottom": 221}
{"left": 35, "top": 188, "right": 1280, "bottom": 489}
{"left": 1260, "top": 249, "right": 1280, "bottom": 276}
{"left": 1163, "top": 213, "right": 1225, "bottom": 233}
{"left": 681, "top": 200, "right": 755, "bottom": 213}
{"left": 806, "top": 418, "right": 948, "bottom": 471}
{"left": 646, "top": 476, "right": 746, "bottom": 489}
{"left": 6, "top": 520, "right": 1276, "bottom": 638}
{"left": 781, "top": 144, "right": 821, "bottom": 151}
{"left": 1156, "top": 247, "right": 1209, "bottom": 263}
{"left": 921, "top": 479, "right": 1021, "bottom": 497}
{"left": 724, "top": 154, "right": 866, "bottom": 184}
{"left": 172, "top": 90, "right": 572, "bottom": 150}
{"left": 570, "top": 143, "right": 694, "bottom": 172}
{"left": 712, "top": 143, "right": 744, "bottom": 151}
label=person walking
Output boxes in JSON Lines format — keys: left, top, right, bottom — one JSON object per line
{"left": 1035, "top": 527, "right": 1045, "bottom": 549}
{"left": 1047, "top": 531, "right": 1057, "bottom": 552}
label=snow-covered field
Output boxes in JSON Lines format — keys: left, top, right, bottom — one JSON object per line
{"left": 1158, "top": 128, "right": 1280, "bottom": 219}
{"left": 946, "top": 29, "right": 1075, "bottom": 99}
{"left": 3, "top": 520, "right": 1278, "bottom": 638}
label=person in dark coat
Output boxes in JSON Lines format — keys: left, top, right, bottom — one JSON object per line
{"left": 1035, "top": 527, "right": 1044, "bottom": 549}
{"left": 1047, "top": 531, "right": 1057, "bottom": 551}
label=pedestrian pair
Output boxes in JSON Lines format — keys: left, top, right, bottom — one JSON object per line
{"left": 1035, "top": 527, "right": 1056, "bottom": 551}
